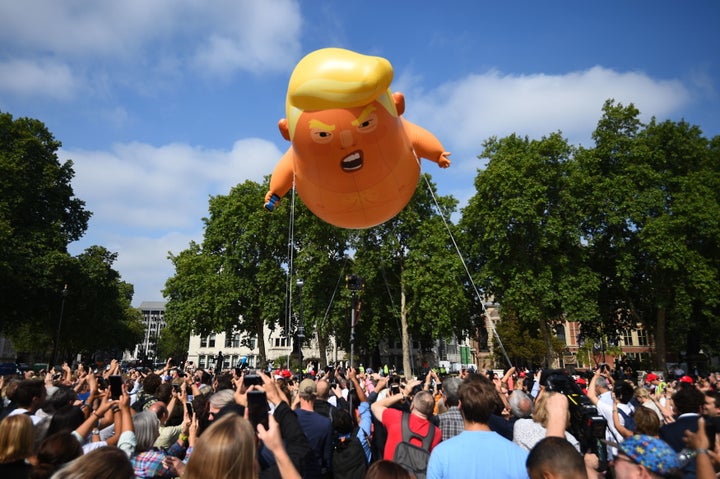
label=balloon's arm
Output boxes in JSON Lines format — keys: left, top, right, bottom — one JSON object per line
{"left": 264, "top": 149, "right": 295, "bottom": 211}
{"left": 401, "top": 119, "right": 451, "bottom": 168}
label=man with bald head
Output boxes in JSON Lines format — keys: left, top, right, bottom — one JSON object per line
{"left": 314, "top": 377, "right": 348, "bottom": 420}
{"left": 371, "top": 378, "right": 441, "bottom": 460}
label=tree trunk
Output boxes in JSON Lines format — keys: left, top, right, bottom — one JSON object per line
{"left": 400, "top": 280, "right": 412, "bottom": 378}
{"left": 256, "top": 320, "right": 267, "bottom": 368}
{"left": 317, "top": 332, "right": 328, "bottom": 369}
{"left": 540, "top": 320, "right": 554, "bottom": 368}
{"left": 655, "top": 307, "right": 666, "bottom": 370}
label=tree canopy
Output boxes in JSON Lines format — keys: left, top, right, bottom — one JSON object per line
{"left": 1, "top": 111, "right": 143, "bottom": 361}
{"left": 462, "top": 100, "right": 720, "bottom": 368}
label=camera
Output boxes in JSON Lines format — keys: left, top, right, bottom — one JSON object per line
{"left": 542, "top": 369, "right": 608, "bottom": 470}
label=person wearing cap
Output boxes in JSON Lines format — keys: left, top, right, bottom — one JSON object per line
{"left": 293, "top": 377, "right": 333, "bottom": 479}
{"left": 610, "top": 434, "right": 682, "bottom": 478}
{"left": 645, "top": 372, "right": 667, "bottom": 399}
{"left": 575, "top": 376, "right": 588, "bottom": 395}
{"left": 679, "top": 375, "right": 695, "bottom": 386}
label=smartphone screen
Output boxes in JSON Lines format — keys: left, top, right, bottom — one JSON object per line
{"left": 247, "top": 390, "right": 269, "bottom": 430}
{"left": 109, "top": 375, "right": 123, "bottom": 400}
{"left": 243, "top": 374, "right": 262, "bottom": 388}
{"left": 186, "top": 402, "right": 194, "bottom": 417}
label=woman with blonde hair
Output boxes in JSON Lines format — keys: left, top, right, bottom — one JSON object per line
{"left": 175, "top": 411, "right": 300, "bottom": 479}
{"left": 633, "top": 386, "right": 665, "bottom": 423}
{"left": 0, "top": 413, "right": 35, "bottom": 478}
{"left": 181, "top": 414, "right": 256, "bottom": 479}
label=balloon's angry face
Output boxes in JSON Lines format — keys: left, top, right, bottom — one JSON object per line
{"left": 292, "top": 101, "right": 410, "bottom": 191}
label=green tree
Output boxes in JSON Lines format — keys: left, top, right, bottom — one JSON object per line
{"left": 575, "top": 100, "right": 720, "bottom": 368}
{"left": 0, "top": 112, "right": 91, "bottom": 337}
{"left": 460, "top": 132, "right": 598, "bottom": 366}
{"left": 9, "top": 246, "right": 144, "bottom": 361}
{"left": 1, "top": 113, "right": 141, "bottom": 361}
{"left": 164, "top": 180, "right": 288, "bottom": 365}
{"left": 494, "top": 310, "right": 565, "bottom": 368}
{"left": 352, "top": 175, "right": 469, "bottom": 375}
{"left": 290, "top": 197, "right": 351, "bottom": 367}
{"left": 66, "top": 246, "right": 144, "bottom": 357}
{"left": 157, "top": 322, "right": 190, "bottom": 363}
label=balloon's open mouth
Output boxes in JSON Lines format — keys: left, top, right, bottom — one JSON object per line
{"left": 341, "top": 151, "right": 363, "bottom": 172}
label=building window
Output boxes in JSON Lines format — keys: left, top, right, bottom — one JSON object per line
{"left": 200, "top": 336, "right": 207, "bottom": 348}
{"left": 274, "top": 337, "right": 288, "bottom": 348}
{"left": 623, "top": 330, "right": 633, "bottom": 346}
{"left": 637, "top": 329, "right": 649, "bottom": 347}
{"left": 246, "top": 336, "right": 257, "bottom": 350}
{"left": 208, "top": 334, "right": 216, "bottom": 348}
{"left": 198, "top": 355, "right": 206, "bottom": 369}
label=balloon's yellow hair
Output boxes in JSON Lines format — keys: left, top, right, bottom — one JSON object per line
{"left": 286, "top": 48, "right": 398, "bottom": 139}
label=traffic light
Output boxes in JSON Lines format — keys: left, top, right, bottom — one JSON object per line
{"left": 346, "top": 274, "right": 364, "bottom": 291}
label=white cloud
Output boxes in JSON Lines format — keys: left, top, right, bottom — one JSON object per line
{"left": 190, "top": 1, "right": 302, "bottom": 76}
{"left": 63, "top": 137, "right": 284, "bottom": 304}
{"left": 0, "top": 0, "right": 302, "bottom": 98}
{"left": 409, "top": 66, "right": 691, "bottom": 153}
{"left": 0, "top": 60, "right": 78, "bottom": 99}
{"left": 63, "top": 138, "right": 283, "bottom": 231}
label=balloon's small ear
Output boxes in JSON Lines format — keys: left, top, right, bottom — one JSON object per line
{"left": 392, "top": 92, "right": 405, "bottom": 116}
{"left": 278, "top": 119, "right": 291, "bottom": 141}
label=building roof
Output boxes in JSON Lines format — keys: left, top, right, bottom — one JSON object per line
{"left": 139, "top": 301, "right": 167, "bottom": 310}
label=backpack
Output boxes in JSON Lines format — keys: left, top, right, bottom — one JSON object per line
{"left": 618, "top": 407, "right": 636, "bottom": 433}
{"left": 131, "top": 393, "right": 156, "bottom": 412}
{"left": 393, "top": 413, "right": 435, "bottom": 479}
{"left": 332, "top": 430, "right": 368, "bottom": 479}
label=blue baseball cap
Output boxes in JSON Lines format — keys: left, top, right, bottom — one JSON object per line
{"left": 617, "top": 435, "right": 681, "bottom": 475}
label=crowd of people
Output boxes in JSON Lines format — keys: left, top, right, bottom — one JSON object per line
{"left": 1, "top": 357, "right": 719, "bottom": 479}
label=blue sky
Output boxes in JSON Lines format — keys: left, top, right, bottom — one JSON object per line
{"left": 1, "top": 1, "right": 718, "bottom": 306}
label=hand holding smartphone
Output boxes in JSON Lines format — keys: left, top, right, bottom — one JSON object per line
{"left": 109, "top": 375, "right": 123, "bottom": 400}
{"left": 247, "top": 390, "right": 269, "bottom": 430}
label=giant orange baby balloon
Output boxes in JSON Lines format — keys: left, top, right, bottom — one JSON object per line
{"left": 264, "top": 47, "right": 450, "bottom": 229}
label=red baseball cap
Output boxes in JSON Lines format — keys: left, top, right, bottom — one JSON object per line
{"left": 576, "top": 377, "right": 587, "bottom": 385}
{"left": 644, "top": 373, "right": 658, "bottom": 383}
{"left": 679, "top": 375, "right": 694, "bottom": 384}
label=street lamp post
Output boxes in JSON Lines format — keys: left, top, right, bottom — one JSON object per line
{"left": 346, "top": 275, "right": 364, "bottom": 371}
{"left": 296, "top": 279, "right": 305, "bottom": 374}
{"left": 52, "top": 284, "right": 69, "bottom": 365}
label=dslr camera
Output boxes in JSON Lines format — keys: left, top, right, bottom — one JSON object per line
{"left": 541, "top": 369, "right": 608, "bottom": 469}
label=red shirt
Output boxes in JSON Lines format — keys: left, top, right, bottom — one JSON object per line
{"left": 381, "top": 407, "right": 442, "bottom": 460}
